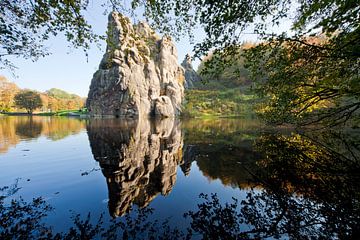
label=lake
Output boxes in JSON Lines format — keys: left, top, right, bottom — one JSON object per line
{"left": 0, "top": 116, "right": 359, "bottom": 239}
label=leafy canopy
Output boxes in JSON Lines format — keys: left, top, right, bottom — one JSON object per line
{"left": 0, "top": 0, "right": 100, "bottom": 70}
{"left": 246, "top": 34, "right": 360, "bottom": 126}
{"left": 14, "top": 90, "right": 43, "bottom": 114}
{"left": 0, "top": 76, "right": 19, "bottom": 112}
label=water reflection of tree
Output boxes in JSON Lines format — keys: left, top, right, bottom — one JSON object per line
{"left": 0, "top": 117, "right": 20, "bottom": 153}
{"left": 186, "top": 130, "right": 360, "bottom": 239}
{"left": 182, "top": 117, "right": 262, "bottom": 187}
{"left": 191, "top": 143, "right": 261, "bottom": 188}
{"left": 183, "top": 118, "right": 261, "bottom": 145}
{"left": 0, "top": 116, "right": 86, "bottom": 153}
{"left": 41, "top": 117, "right": 86, "bottom": 141}
{"left": 15, "top": 117, "right": 43, "bottom": 139}
{"left": 243, "top": 131, "right": 360, "bottom": 239}
{"left": 87, "top": 118, "right": 184, "bottom": 217}
{"left": 180, "top": 128, "right": 360, "bottom": 239}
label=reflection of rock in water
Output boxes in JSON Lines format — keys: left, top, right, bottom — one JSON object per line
{"left": 181, "top": 145, "right": 197, "bottom": 176}
{"left": 87, "top": 118, "right": 183, "bottom": 217}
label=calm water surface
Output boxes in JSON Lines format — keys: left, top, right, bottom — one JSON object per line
{"left": 0, "top": 116, "right": 358, "bottom": 239}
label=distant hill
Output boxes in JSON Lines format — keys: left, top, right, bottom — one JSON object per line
{"left": 46, "top": 88, "right": 80, "bottom": 100}
{"left": 41, "top": 89, "right": 85, "bottom": 112}
{"left": 0, "top": 76, "right": 85, "bottom": 112}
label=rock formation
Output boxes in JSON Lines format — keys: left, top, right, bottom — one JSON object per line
{"left": 181, "top": 54, "right": 201, "bottom": 89}
{"left": 87, "top": 12, "right": 184, "bottom": 118}
{"left": 87, "top": 118, "right": 183, "bottom": 217}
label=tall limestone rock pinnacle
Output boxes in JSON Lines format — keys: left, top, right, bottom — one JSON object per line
{"left": 86, "top": 12, "right": 185, "bottom": 118}
{"left": 181, "top": 54, "right": 201, "bottom": 89}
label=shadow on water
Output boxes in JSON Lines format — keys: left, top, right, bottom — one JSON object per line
{"left": 0, "top": 116, "right": 359, "bottom": 239}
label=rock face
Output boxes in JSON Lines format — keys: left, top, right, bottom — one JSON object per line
{"left": 154, "top": 96, "right": 174, "bottom": 117}
{"left": 87, "top": 118, "right": 184, "bottom": 217}
{"left": 87, "top": 12, "right": 184, "bottom": 118}
{"left": 181, "top": 54, "right": 201, "bottom": 89}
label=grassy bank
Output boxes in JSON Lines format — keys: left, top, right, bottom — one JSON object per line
{"left": 183, "top": 88, "right": 258, "bottom": 118}
{"left": 51, "top": 109, "right": 87, "bottom": 116}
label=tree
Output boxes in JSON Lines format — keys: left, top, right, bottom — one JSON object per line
{"left": 0, "top": 0, "right": 100, "bottom": 70}
{"left": 14, "top": 90, "right": 43, "bottom": 114}
{"left": 245, "top": 34, "right": 360, "bottom": 126}
{"left": 0, "top": 76, "right": 19, "bottom": 112}
{"left": 197, "top": 43, "right": 254, "bottom": 90}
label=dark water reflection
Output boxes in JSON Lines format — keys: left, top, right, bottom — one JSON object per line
{"left": 244, "top": 131, "right": 360, "bottom": 239}
{"left": 0, "top": 116, "right": 359, "bottom": 239}
{"left": 87, "top": 118, "right": 183, "bottom": 217}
